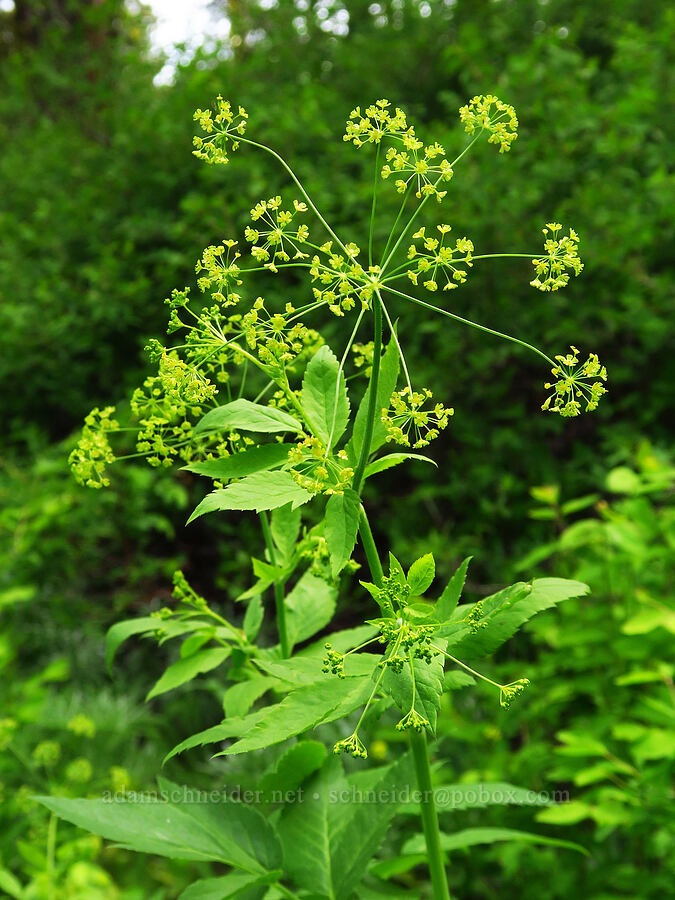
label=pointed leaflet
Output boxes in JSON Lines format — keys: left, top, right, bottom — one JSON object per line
{"left": 403, "top": 827, "right": 589, "bottom": 856}
{"left": 194, "top": 399, "right": 303, "bottom": 436}
{"left": 285, "top": 572, "right": 337, "bottom": 651}
{"left": 220, "top": 675, "right": 373, "bottom": 756}
{"left": 381, "top": 640, "right": 446, "bottom": 732}
{"left": 243, "top": 594, "right": 263, "bottom": 642}
{"left": 270, "top": 503, "right": 302, "bottom": 564}
{"left": 364, "top": 452, "right": 436, "bottom": 479}
{"left": 431, "top": 557, "right": 471, "bottom": 623}
{"left": 441, "top": 578, "right": 590, "bottom": 657}
{"left": 301, "top": 344, "right": 350, "bottom": 444}
{"left": 146, "top": 647, "right": 230, "bottom": 700}
{"left": 397, "top": 782, "right": 553, "bottom": 815}
{"left": 182, "top": 444, "right": 289, "bottom": 481}
{"left": 325, "top": 488, "right": 361, "bottom": 577}
{"left": 37, "top": 789, "right": 283, "bottom": 871}
{"left": 223, "top": 677, "right": 272, "bottom": 718}
{"left": 187, "top": 471, "right": 313, "bottom": 523}
{"left": 406, "top": 553, "right": 435, "bottom": 596}
{"left": 105, "top": 617, "right": 159, "bottom": 674}
{"left": 351, "top": 337, "right": 399, "bottom": 460}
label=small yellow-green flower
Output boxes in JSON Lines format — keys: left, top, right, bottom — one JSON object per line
{"left": 193, "top": 96, "right": 248, "bottom": 165}
{"left": 542, "top": 346, "right": 608, "bottom": 417}
{"left": 382, "top": 387, "right": 454, "bottom": 449}
{"left": 459, "top": 95, "right": 518, "bottom": 152}
{"left": 530, "top": 224, "right": 583, "bottom": 292}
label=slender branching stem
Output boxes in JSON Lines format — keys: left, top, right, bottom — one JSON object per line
{"left": 259, "top": 510, "right": 290, "bottom": 657}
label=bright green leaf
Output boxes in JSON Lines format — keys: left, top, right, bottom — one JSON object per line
{"left": 187, "top": 471, "right": 313, "bottom": 523}
{"left": 301, "top": 345, "right": 350, "bottom": 444}
{"left": 325, "top": 489, "right": 361, "bottom": 577}
{"left": 194, "top": 399, "right": 302, "bottom": 436}
{"left": 182, "top": 444, "right": 290, "bottom": 481}
{"left": 146, "top": 648, "right": 230, "bottom": 700}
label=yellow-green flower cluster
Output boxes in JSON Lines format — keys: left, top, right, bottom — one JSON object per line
{"left": 193, "top": 96, "right": 248, "bottom": 165}
{"left": 381, "top": 140, "right": 453, "bottom": 201}
{"left": 351, "top": 341, "right": 375, "bottom": 377}
{"left": 343, "top": 99, "right": 411, "bottom": 147}
{"left": 69, "top": 407, "right": 119, "bottom": 489}
{"left": 287, "top": 436, "right": 354, "bottom": 494}
{"left": 406, "top": 225, "right": 474, "bottom": 291}
{"left": 459, "top": 94, "right": 518, "bottom": 152}
{"left": 542, "top": 346, "right": 608, "bottom": 417}
{"left": 131, "top": 353, "right": 216, "bottom": 467}
{"left": 382, "top": 387, "right": 454, "bottom": 448}
{"left": 245, "top": 197, "right": 310, "bottom": 272}
{"left": 238, "top": 298, "right": 320, "bottom": 374}
{"left": 499, "top": 679, "right": 530, "bottom": 709}
{"left": 195, "top": 240, "right": 243, "bottom": 307}
{"left": 333, "top": 732, "right": 368, "bottom": 759}
{"left": 530, "top": 224, "right": 583, "bottom": 291}
{"left": 310, "top": 241, "right": 376, "bottom": 316}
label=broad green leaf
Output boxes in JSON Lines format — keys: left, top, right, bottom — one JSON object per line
{"left": 351, "top": 338, "right": 399, "bottom": 460}
{"left": 243, "top": 595, "right": 263, "bottom": 642}
{"left": 37, "top": 790, "right": 283, "bottom": 871}
{"left": 187, "top": 471, "right": 313, "bottom": 523}
{"left": 146, "top": 647, "right": 230, "bottom": 700}
{"left": 255, "top": 654, "right": 378, "bottom": 686}
{"left": 381, "top": 640, "right": 446, "bottom": 732}
{"left": 299, "top": 624, "right": 378, "bottom": 657}
{"left": 331, "top": 754, "right": 414, "bottom": 900}
{"left": 364, "top": 452, "right": 436, "bottom": 479}
{"left": 285, "top": 572, "right": 337, "bottom": 651}
{"left": 182, "top": 444, "right": 289, "bottom": 481}
{"left": 406, "top": 553, "right": 435, "bottom": 596}
{"left": 432, "top": 557, "right": 472, "bottom": 623}
{"left": 325, "top": 489, "right": 361, "bottom": 577}
{"left": 221, "top": 676, "right": 372, "bottom": 756}
{"left": 223, "top": 677, "right": 273, "bottom": 718}
{"left": 258, "top": 741, "right": 327, "bottom": 801}
{"left": 105, "top": 617, "right": 159, "bottom": 674}
{"left": 178, "top": 872, "right": 279, "bottom": 900}
{"left": 278, "top": 757, "right": 346, "bottom": 897}
{"left": 301, "top": 345, "right": 350, "bottom": 444}
{"left": 440, "top": 578, "right": 589, "bottom": 658}
{"left": 270, "top": 503, "right": 302, "bottom": 564}
{"left": 194, "top": 399, "right": 302, "bottom": 436}
{"left": 403, "top": 827, "right": 588, "bottom": 856}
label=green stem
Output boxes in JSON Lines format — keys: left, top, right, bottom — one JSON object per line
{"left": 259, "top": 511, "right": 290, "bottom": 657}
{"left": 369, "top": 143, "right": 381, "bottom": 267}
{"left": 382, "top": 284, "right": 556, "bottom": 367}
{"left": 410, "top": 731, "right": 451, "bottom": 900}
{"left": 357, "top": 505, "right": 384, "bottom": 588}
{"left": 237, "top": 135, "right": 349, "bottom": 256}
{"left": 352, "top": 290, "right": 383, "bottom": 493}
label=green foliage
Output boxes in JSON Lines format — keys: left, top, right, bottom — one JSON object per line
{"left": 2, "top": 1, "right": 672, "bottom": 898}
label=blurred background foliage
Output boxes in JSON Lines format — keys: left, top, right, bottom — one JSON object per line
{"left": 0, "top": 0, "right": 672, "bottom": 897}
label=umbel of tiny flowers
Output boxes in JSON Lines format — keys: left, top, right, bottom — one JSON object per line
{"left": 193, "top": 96, "right": 248, "bottom": 165}
{"left": 530, "top": 223, "right": 583, "bottom": 292}
{"left": 459, "top": 94, "right": 519, "bottom": 153}
{"left": 407, "top": 225, "right": 474, "bottom": 292}
{"left": 69, "top": 407, "right": 118, "bottom": 488}
{"left": 382, "top": 387, "right": 454, "bottom": 448}
{"left": 542, "top": 346, "right": 608, "bottom": 417}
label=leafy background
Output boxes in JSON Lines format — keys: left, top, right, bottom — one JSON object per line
{"left": 0, "top": 0, "right": 673, "bottom": 898}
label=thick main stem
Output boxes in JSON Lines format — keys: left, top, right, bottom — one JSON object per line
{"left": 410, "top": 731, "right": 451, "bottom": 900}
{"left": 354, "top": 298, "right": 450, "bottom": 900}
{"left": 259, "top": 511, "right": 290, "bottom": 658}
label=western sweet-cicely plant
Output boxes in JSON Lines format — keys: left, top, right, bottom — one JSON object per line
{"left": 43, "top": 95, "right": 607, "bottom": 899}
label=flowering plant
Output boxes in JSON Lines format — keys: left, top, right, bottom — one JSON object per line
{"left": 48, "top": 93, "right": 604, "bottom": 899}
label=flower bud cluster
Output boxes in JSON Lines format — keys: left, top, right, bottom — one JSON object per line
{"left": 382, "top": 387, "right": 453, "bottom": 449}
